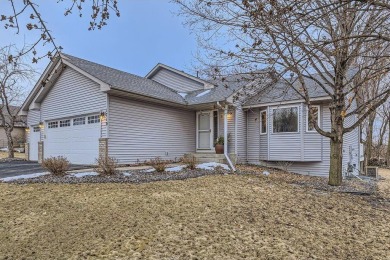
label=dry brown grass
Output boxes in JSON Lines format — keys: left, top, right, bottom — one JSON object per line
{"left": 0, "top": 151, "right": 25, "bottom": 159}
{"left": 0, "top": 174, "right": 389, "bottom": 259}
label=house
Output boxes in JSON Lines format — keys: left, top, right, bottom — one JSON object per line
{"left": 19, "top": 54, "right": 360, "bottom": 177}
{"left": 0, "top": 105, "right": 26, "bottom": 149}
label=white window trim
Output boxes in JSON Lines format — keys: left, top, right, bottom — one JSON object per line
{"left": 60, "top": 119, "right": 71, "bottom": 127}
{"left": 306, "top": 105, "right": 321, "bottom": 132}
{"left": 73, "top": 117, "right": 86, "bottom": 126}
{"left": 48, "top": 121, "right": 58, "bottom": 129}
{"left": 271, "top": 105, "right": 300, "bottom": 134}
{"left": 260, "top": 110, "right": 267, "bottom": 135}
{"left": 87, "top": 115, "right": 100, "bottom": 124}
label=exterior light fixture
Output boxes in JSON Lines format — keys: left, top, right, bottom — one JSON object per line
{"left": 25, "top": 128, "right": 30, "bottom": 134}
{"left": 100, "top": 111, "right": 107, "bottom": 123}
{"left": 39, "top": 121, "right": 44, "bottom": 129}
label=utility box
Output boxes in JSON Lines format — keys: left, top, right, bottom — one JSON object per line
{"left": 366, "top": 166, "right": 378, "bottom": 179}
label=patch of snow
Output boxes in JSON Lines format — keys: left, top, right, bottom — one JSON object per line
{"left": 0, "top": 147, "right": 8, "bottom": 152}
{"left": 70, "top": 172, "right": 99, "bottom": 178}
{"left": 178, "top": 92, "right": 188, "bottom": 98}
{"left": 165, "top": 165, "right": 186, "bottom": 172}
{"left": 262, "top": 171, "right": 270, "bottom": 176}
{"left": 141, "top": 168, "right": 155, "bottom": 173}
{"left": 1, "top": 172, "right": 50, "bottom": 182}
{"left": 196, "top": 89, "right": 211, "bottom": 97}
{"left": 196, "top": 162, "right": 230, "bottom": 171}
{"left": 123, "top": 172, "right": 132, "bottom": 177}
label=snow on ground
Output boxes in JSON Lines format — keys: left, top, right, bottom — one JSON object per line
{"left": 1, "top": 172, "right": 50, "bottom": 182}
{"left": 141, "top": 168, "right": 155, "bottom": 173}
{"left": 70, "top": 172, "right": 99, "bottom": 178}
{"left": 196, "top": 89, "right": 211, "bottom": 97}
{"left": 123, "top": 172, "right": 132, "bottom": 177}
{"left": 165, "top": 165, "right": 186, "bottom": 172}
{"left": 196, "top": 162, "right": 230, "bottom": 170}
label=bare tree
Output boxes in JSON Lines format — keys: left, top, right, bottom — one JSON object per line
{"left": 0, "top": 0, "right": 120, "bottom": 62}
{"left": 176, "top": 0, "right": 390, "bottom": 185}
{"left": 0, "top": 45, "right": 34, "bottom": 158}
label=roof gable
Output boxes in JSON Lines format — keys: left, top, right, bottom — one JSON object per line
{"left": 146, "top": 63, "right": 214, "bottom": 92}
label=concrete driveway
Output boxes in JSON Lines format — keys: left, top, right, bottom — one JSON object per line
{"left": 0, "top": 160, "right": 91, "bottom": 179}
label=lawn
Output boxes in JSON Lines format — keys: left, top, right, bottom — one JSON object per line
{"left": 0, "top": 170, "right": 389, "bottom": 259}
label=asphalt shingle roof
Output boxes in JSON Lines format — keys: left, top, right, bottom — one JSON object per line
{"left": 60, "top": 54, "right": 333, "bottom": 107}
{"left": 61, "top": 54, "right": 187, "bottom": 104}
{"left": 244, "top": 76, "right": 331, "bottom": 106}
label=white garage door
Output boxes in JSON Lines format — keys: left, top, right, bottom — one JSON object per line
{"left": 29, "top": 126, "right": 40, "bottom": 161}
{"left": 45, "top": 115, "right": 100, "bottom": 165}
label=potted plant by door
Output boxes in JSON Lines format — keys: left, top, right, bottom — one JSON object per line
{"left": 214, "top": 136, "right": 224, "bottom": 154}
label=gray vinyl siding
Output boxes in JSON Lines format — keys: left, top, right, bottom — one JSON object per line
{"left": 27, "top": 110, "right": 40, "bottom": 126}
{"left": 247, "top": 108, "right": 260, "bottom": 164}
{"left": 235, "top": 106, "right": 247, "bottom": 163}
{"left": 342, "top": 100, "right": 360, "bottom": 175}
{"left": 262, "top": 104, "right": 332, "bottom": 177}
{"left": 40, "top": 67, "right": 107, "bottom": 121}
{"left": 26, "top": 110, "right": 41, "bottom": 143}
{"left": 303, "top": 105, "right": 323, "bottom": 161}
{"left": 108, "top": 96, "right": 196, "bottom": 164}
{"left": 150, "top": 68, "right": 204, "bottom": 92}
{"left": 268, "top": 104, "right": 303, "bottom": 161}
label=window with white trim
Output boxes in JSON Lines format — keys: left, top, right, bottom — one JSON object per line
{"left": 33, "top": 126, "right": 40, "bottom": 132}
{"left": 60, "top": 119, "right": 71, "bottom": 127}
{"left": 48, "top": 121, "right": 58, "bottom": 129}
{"left": 260, "top": 110, "right": 267, "bottom": 134}
{"left": 273, "top": 106, "right": 299, "bottom": 133}
{"left": 73, "top": 117, "right": 86, "bottom": 126}
{"left": 88, "top": 115, "right": 100, "bottom": 124}
{"left": 306, "top": 106, "right": 320, "bottom": 132}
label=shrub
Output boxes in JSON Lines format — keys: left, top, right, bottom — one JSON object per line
{"left": 181, "top": 154, "right": 197, "bottom": 170}
{"left": 276, "top": 161, "right": 293, "bottom": 172}
{"left": 41, "top": 156, "right": 70, "bottom": 176}
{"left": 214, "top": 136, "right": 224, "bottom": 145}
{"left": 149, "top": 157, "right": 168, "bottom": 172}
{"left": 94, "top": 156, "right": 118, "bottom": 175}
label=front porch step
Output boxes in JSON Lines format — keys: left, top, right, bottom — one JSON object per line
{"left": 190, "top": 153, "right": 228, "bottom": 164}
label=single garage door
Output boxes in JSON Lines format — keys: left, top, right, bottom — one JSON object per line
{"left": 29, "top": 126, "right": 40, "bottom": 161}
{"left": 44, "top": 115, "right": 101, "bottom": 165}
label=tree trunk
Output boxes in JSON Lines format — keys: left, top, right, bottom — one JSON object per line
{"left": 5, "top": 129, "right": 14, "bottom": 158}
{"left": 365, "top": 113, "right": 376, "bottom": 164}
{"left": 329, "top": 137, "right": 344, "bottom": 186}
{"left": 387, "top": 120, "right": 390, "bottom": 167}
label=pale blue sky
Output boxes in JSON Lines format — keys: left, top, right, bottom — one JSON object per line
{"left": 0, "top": 0, "right": 197, "bottom": 77}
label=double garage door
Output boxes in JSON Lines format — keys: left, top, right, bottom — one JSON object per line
{"left": 30, "top": 115, "right": 101, "bottom": 165}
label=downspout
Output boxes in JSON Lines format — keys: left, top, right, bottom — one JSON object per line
{"left": 217, "top": 101, "right": 236, "bottom": 172}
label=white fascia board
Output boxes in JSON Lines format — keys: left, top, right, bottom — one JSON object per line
{"left": 61, "top": 60, "right": 111, "bottom": 92}
{"left": 242, "top": 96, "right": 331, "bottom": 109}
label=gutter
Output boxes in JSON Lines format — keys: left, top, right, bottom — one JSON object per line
{"left": 217, "top": 101, "right": 236, "bottom": 172}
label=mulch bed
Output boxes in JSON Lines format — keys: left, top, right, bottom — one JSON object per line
{"left": 236, "top": 165, "right": 378, "bottom": 195}
{"left": 4, "top": 164, "right": 378, "bottom": 196}
{"left": 5, "top": 168, "right": 229, "bottom": 185}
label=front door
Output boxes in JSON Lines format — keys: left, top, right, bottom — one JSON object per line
{"left": 197, "top": 111, "right": 213, "bottom": 150}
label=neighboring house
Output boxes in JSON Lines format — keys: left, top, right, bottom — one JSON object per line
{"left": 19, "top": 54, "right": 360, "bottom": 177}
{"left": 0, "top": 106, "right": 26, "bottom": 149}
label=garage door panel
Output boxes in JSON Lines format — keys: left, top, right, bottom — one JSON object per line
{"left": 45, "top": 120, "right": 100, "bottom": 165}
